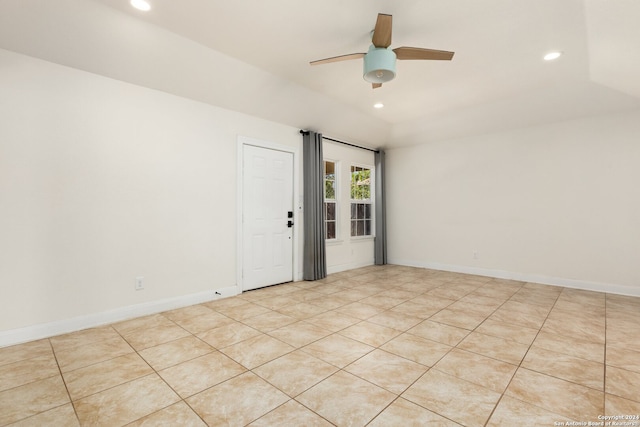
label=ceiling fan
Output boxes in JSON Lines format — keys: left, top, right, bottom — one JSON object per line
{"left": 310, "top": 13, "right": 455, "bottom": 89}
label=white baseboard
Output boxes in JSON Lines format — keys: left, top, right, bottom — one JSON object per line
{"left": 0, "top": 285, "right": 240, "bottom": 348}
{"left": 389, "top": 258, "right": 640, "bottom": 298}
{"left": 4, "top": 261, "right": 638, "bottom": 349}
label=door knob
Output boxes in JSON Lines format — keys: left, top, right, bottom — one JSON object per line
{"left": 287, "top": 220, "right": 294, "bottom": 228}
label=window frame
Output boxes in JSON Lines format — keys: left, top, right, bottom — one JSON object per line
{"left": 349, "top": 163, "right": 374, "bottom": 239}
{"left": 324, "top": 160, "right": 338, "bottom": 241}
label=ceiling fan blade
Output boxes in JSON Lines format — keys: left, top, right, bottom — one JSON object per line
{"left": 393, "top": 47, "right": 455, "bottom": 61}
{"left": 372, "top": 83, "right": 382, "bottom": 89}
{"left": 372, "top": 13, "right": 392, "bottom": 48}
{"left": 310, "top": 53, "right": 366, "bottom": 66}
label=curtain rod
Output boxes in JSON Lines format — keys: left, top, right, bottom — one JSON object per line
{"left": 300, "top": 130, "right": 379, "bottom": 153}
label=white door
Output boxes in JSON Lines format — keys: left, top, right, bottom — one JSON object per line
{"left": 242, "top": 145, "right": 294, "bottom": 291}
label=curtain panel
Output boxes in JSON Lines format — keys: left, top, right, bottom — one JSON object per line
{"left": 302, "top": 131, "right": 327, "bottom": 280}
{"left": 375, "top": 150, "right": 387, "bottom": 265}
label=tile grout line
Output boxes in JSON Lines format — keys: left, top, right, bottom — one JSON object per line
{"left": 116, "top": 311, "right": 239, "bottom": 427}
{"left": 5, "top": 266, "right": 638, "bottom": 425}
{"left": 480, "top": 285, "right": 564, "bottom": 426}
{"left": 253, "top": 275, "right": 448, "bottom": 426}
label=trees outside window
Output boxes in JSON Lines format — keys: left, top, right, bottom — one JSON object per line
{"left": 324, "top": 161, "right": 337, "bottom": 239}
{"left": 350, "top": 165, "right": 372, "bottom": 237}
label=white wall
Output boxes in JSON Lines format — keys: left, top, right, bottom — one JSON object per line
{"left": 387, "top": 109, "right": 640, "bottom": 296}
{"left": 0, "top": 49, "right": 303, "bottom": 343}
{"left": 4, "top": 46, "right": 637, "bottom": 348}
{"left": 323, "top": 141, "right": 376, "bottom": 273}
{"left": 0, "top": 0, "right": 390, "bottom": 149}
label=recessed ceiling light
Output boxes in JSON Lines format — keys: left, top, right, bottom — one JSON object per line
{"left": 544, "top": 51, "right": 562, "bottom": 61}
{"left": 373, "top": 103, "right": 384, "bottom": 109}
{"left": 130, "top": 0, "right": 151, "bottom": 11}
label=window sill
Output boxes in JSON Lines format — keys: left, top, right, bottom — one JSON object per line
{"left": 326, "top": 239, "right": 344, "bottom": 246}
{"left": 350, "top": 235, "right": 375, "bottom": 242}
{"left": 325, "top": 236, "right": 375, "bottom": 245}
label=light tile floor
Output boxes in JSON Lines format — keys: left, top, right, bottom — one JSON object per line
{"left": 2, "top": 265, "right": 640, "bottom": 426}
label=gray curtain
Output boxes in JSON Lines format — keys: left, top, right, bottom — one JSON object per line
{"left": 302, "top": 131, "right": 327, "bottom": 280}
{"left": 375, "top": 150, "right": 387, "bottom": 265}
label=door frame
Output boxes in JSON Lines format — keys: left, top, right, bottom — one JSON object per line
{"left": 236, "top": 135, "right": 300, "bottom": 293}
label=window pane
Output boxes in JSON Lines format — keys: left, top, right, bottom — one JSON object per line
{"left": 324, "top": 161, "right": 335, "bottom": 200}
{"left": 324, "top": 161, "right": 337, "bottom": 240}
{"left": 357, "top": 203, "right": 364, "bottom": 219}
{"left": 326, "top": 202, "right": 335, "bottom": 220}
{"left": 350, "top": 220, "right": 357, "bottom": 236}
{"left": 327, "top": 222, "right": 336, "bottom": 239}
{"left": 350, "top": 173, "right": 357, "bottom": 199}
{"left": 325, "top": 180, "right": 335, "bottom": 199}
{"left": 351, "top": 167, "right": 371, "bottom": 200}
{"left": 364, "top": 220, "right": 371, "bottom": 236}
{"left": 350, "top": 203, "right": 357, "bottom": 219}
{"left": 364, "top": 204, "right": 371, "bottom": 219}
{"left": 351, "top": 170, "right": 359, "bottom": 199}
{"left": 325, "top": 161, "right": 335, "bottom": 176}
{"left": 357, "top": 220, "right": 365, "bottom": 236}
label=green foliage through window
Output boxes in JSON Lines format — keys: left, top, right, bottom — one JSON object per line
{"left": 350, "top": 166, "right": 371, "bottom": 200}
{"left": 350, "top": 165, "right": 372, "bottom": 236}
{"left": 325, "top": 161, "right": 336, "bottom": 200}
{"left": 324, "top": 161, "right": 337, "bottom": 239}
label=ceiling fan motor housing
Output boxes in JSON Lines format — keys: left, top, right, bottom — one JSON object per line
{"left": 363, "top": 46, "right": 396, "bottom": 83}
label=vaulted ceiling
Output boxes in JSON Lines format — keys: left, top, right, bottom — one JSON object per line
{"left": 1, "top": 0, "right": 639, "bottom": 149}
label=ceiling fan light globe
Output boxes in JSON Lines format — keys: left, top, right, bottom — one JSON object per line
{"left": 363, "top": 47, "right": 396, "bottom": 83}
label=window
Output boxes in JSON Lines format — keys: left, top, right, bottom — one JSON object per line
{"left": 350, "top": 165, "right": 372, "bottom": 237}
{"left": 324, "top": 161, "right": 337, "bottom": 239}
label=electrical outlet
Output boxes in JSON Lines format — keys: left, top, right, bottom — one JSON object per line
{"left": 135, "top": 276, "right": 144, "bottom": 290}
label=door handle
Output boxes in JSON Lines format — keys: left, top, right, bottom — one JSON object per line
{"left": 287, "top": 220, "right": 294, "bottom": 228}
